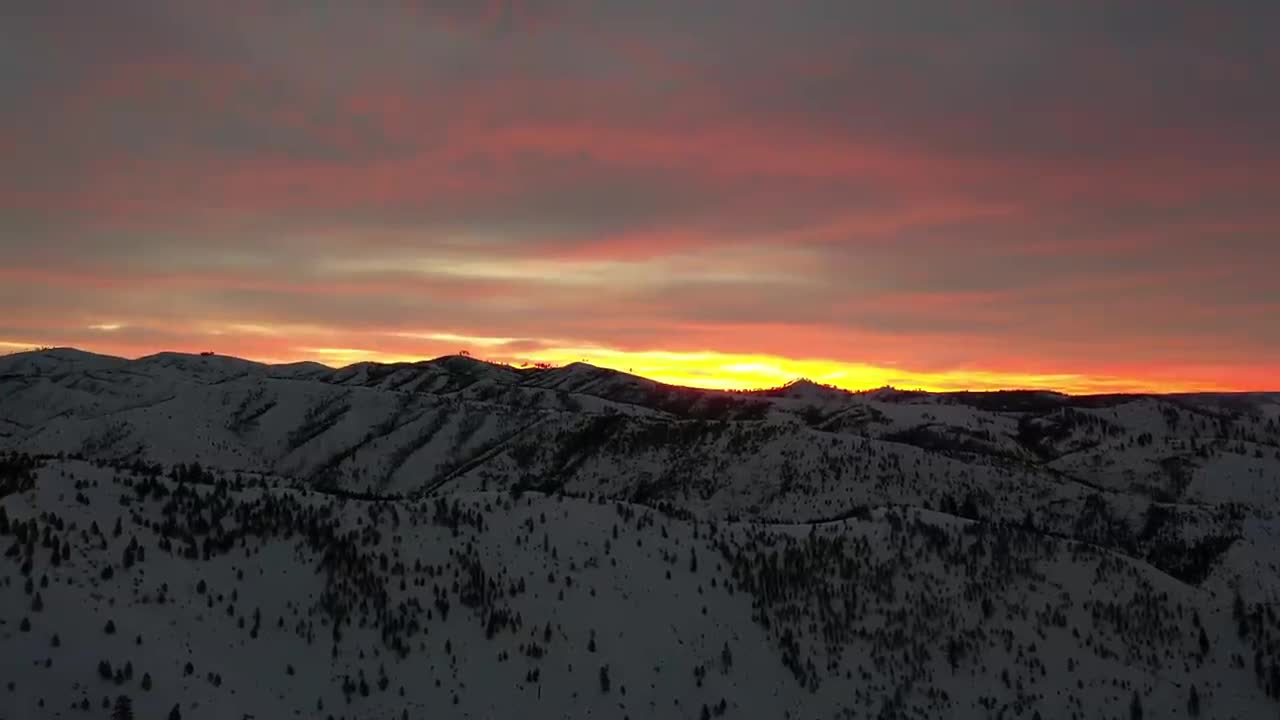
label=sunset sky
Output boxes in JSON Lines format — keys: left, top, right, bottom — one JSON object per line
{"left": 3, "top": 1, "right": 1278, "bottom": 393}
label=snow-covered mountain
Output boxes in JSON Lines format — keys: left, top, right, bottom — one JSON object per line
{"left": 1, "top": 347, "right": 1279, "bottom": 718}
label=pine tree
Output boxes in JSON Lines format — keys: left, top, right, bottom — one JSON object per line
{"left": 111, "top": 695, "right": 133, "bottom": 720}
{"left": 1188, "top": 684, "right": 1200, "bottom": 717}
{"left": 167, "top": 704, "right": 182, "bottom": 720}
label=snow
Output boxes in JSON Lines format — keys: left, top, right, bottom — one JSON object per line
{"left": 1, "top": 347, "right": 1279, "bottom": 718}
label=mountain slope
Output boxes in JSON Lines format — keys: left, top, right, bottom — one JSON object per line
{"left": 1, "top": 348, "right": 1279, "bottom": 718}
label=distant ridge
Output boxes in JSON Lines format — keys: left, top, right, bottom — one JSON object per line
{"left": 2, "top": 346, "right": 1277, "bottom": 399}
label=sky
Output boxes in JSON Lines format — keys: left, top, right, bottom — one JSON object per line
{"left": 2, "top": 1, "right": 1278, "bottom": 393}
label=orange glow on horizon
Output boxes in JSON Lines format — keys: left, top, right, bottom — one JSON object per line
{"left": 2, "top": 335, "right": 1261, "bottom": 395}
{"left": 509, "top": 348, "right": 1247, "bottom": 395}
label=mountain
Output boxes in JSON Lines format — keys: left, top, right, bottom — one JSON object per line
{"left": 1, "top": 347, "right": 1279, "bottom": 718}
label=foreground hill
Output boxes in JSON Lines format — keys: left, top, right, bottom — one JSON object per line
{"left": 1, "top": 348, "right": 1279, "bottom": 718}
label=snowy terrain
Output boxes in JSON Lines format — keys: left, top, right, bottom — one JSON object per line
{"left": 1, "top": 347, "right": 1279, "bottom": 718}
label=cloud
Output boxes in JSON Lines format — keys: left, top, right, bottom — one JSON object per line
{"left": 0, "top": 0, "right": 1276, "bottom": 391}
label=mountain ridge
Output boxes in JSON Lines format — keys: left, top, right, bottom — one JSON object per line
{"left": 2, "top": 346, "right": 1280, "bottom": 718}
{"left": 8, "top": 345, "right": 1276, "bottom": 398}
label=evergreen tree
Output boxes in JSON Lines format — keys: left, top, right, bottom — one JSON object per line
{"left": 111, "top": 695, "right": 133, "bottom": 720}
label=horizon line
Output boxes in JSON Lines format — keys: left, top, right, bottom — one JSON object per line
{"left": 3, "top": 343, "right": 1276, "bottom": 398}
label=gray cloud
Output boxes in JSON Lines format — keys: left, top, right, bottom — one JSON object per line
{"left": 0, "top": 0, "right": 1277, "bottom": 383}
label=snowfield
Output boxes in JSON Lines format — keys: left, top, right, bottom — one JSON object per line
{"left": 1, "top": 348, "right": 1279, "bottom": 719}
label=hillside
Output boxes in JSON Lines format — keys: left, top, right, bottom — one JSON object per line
{"left": 1, "top": 348, "right": 1279, "bottom": 718}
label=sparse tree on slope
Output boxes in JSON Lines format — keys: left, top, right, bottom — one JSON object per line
{"left": 111, "top": 694, "right": 133, "bottom": 720}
